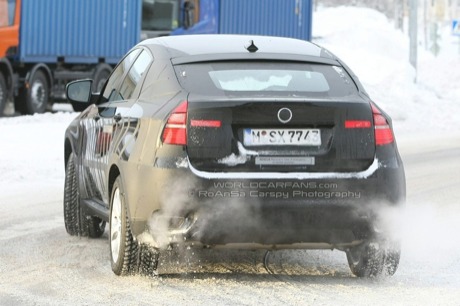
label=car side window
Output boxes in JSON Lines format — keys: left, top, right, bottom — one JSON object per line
{"left": 100, "top": 49, "right": 141, "bottom": 103}
{"left": 119, "top": 50, "right": 153, "bottom": 100}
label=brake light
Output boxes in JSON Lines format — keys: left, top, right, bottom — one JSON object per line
{"left": 190, "top": 119, "right": 222, "bottom": 128}
{"left": 162, "top": 101, "right": 188, "bottom": 145}
{"left": 345, "top": 120, "right": 371, "bottom": 128}
{"left": 371, "top": 103, "right": 394, "bottom": 145}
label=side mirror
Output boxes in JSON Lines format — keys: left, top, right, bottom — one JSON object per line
{"left": 66, "top": 79, "right": 93, "bottom": 112}
{"left": 183, "top": 1, "right": 195, "bottom": 29}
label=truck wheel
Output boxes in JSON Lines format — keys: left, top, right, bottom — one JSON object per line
{"left": 346, "top": 241, "right": 385, "bottom": 277}
{"left": 17, "top": 70, "right": 49, "bottom": 114}
{"left": 64, "top": 153, "right": 106, "bottom": 237}
{"left": 92, "top": 64, "right": 112, "bottom": 93}
{"left": 0, "top": 73, "right": 6, "bottom": 116}
{"left": 110, "top": 176, "right": 139, "bottom": 275}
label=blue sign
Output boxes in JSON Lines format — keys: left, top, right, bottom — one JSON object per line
{"left": 453, "top": 20, "right": 460, "bottom": 36}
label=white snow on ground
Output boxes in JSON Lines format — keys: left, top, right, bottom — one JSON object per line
{"left": 1, "top": 6, "right": 460, "bottom": 305}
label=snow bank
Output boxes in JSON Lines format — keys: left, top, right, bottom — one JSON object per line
{"left": 0, "top": 112, "right": 75, "bottom": 193}
{"left": 313, "top": 6, "right": 460, "bottom": 136}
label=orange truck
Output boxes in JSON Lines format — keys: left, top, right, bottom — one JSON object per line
{"left": 0, "top": 0, "right": 147, "bottom": 115}
{"left": 0, "top": 0, "right": 179, "bottom": 115}
{"left": 0, "top": 0, "right": 18, "bottom": 115}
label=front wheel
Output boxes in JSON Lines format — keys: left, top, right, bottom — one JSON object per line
{"left": 110, "top": 177, "right": 139, "bottom": 275}
{"left": 63, "top": 153, "right": 106, "bottom": 238}
{"left": 63, "top": 153, "right": 82, "bottom": 236}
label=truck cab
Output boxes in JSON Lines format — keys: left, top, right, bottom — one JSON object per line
{"left": 172, "top": 0, "right": 313, "bottom": 40}
{"left": 141, "top": 0, "right": 181, "bottom": 39}
{"left": 0, "top": 0, "right": 184, "bottom": 116}
{"left": 0, "top": 0, "right": 19, "bottom": 116}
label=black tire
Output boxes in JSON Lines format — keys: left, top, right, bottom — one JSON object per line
{"left": 346, "top": 241, "right": 385, "bottom": 278}
{"left": 64, "top": 153, "right": 106, "bottom": 238}
{"left": 139, "top": 243, "right": 160, "bottom": 276}
{"left": 0, "top": 73, "right": 7, "bottom": 117}
{"left": 85, "top": 216, "right": 106, "bottom": 238}
{"left": 63, "top": 153, "right": 81, "bottom": 236}
{"left": 382, "top": 242, "right": 401, "bottom": 276}
{"left": 109, "top": 176, "right": 139, "bottom": 276}
{"left": 92, "top": 64, "right": 111, "bottom": 93}
{"left": 17, "top": 70, "right": 49, "bottom": 114}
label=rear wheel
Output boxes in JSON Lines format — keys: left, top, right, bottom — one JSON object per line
{"left": 0, "top": 73, "right": 7, "bottom": 116}
{"left": 346, "top": 240, "right": 401, "bottom": 277}
{"left": 382, "top": 241, "right": 401, "bottom": 276}
{"left": 139, "top": 243, "right": 160, "bottom": 276}
{"left": 17, "top": 70, "right": 49, "bottom": 114}
{"left": 110, "top": 177, "right": 139, "bottom": 275}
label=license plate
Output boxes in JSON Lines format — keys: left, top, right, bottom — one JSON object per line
{"left": 244, "top": 128, "right": 321, "bottom": 146}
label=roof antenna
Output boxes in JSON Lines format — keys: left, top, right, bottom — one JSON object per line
{"left": 246, "top": 40, "right": 258, "bottom": 53}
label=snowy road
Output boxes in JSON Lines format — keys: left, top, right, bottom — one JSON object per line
{"left": 0, "top": 114, "right": 459, "bottom": 305}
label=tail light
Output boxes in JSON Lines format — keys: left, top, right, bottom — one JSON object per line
{"left": 345, "top": 120, "right": 371, "bottom": 128}
{"left": 190, "top": 120, "right": 222, "bottom": 128}
{"left": 371, "top": 103, "right": 394, "bottom": 146}
{"left": 162, "top": 101, "right": 188, "bottom": 145}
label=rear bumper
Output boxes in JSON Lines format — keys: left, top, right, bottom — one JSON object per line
{"left": 134, "top": 156, "right": 405, "bottom": 250}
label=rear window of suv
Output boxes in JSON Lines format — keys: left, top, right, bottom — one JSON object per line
{"left": 174, "top": 61, "right": 358, "bottom": 98}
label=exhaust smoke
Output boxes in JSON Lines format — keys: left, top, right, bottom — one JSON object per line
{"left": 372, "top": 200, "right": 460, "bottom": 271}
